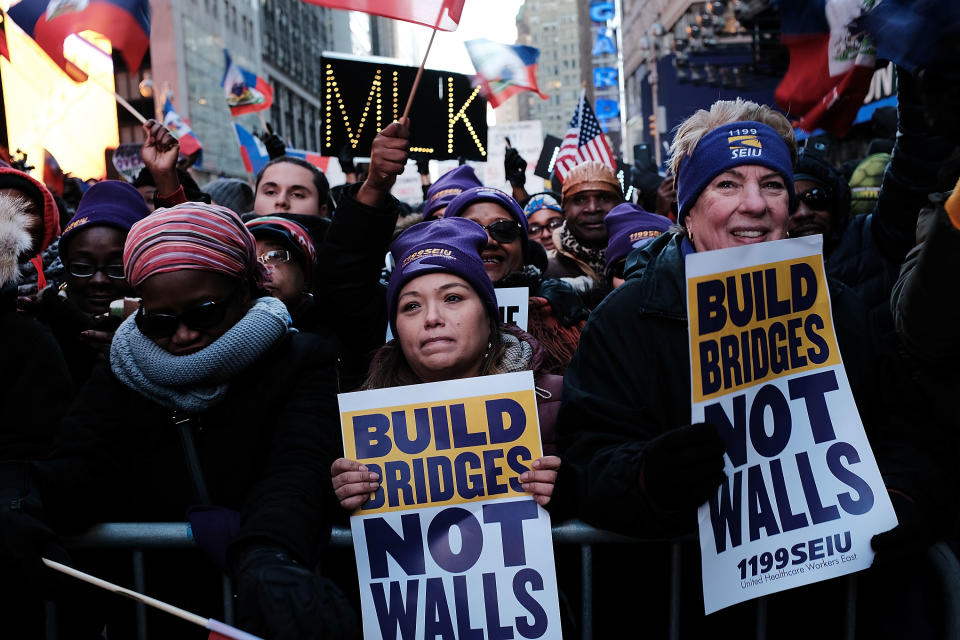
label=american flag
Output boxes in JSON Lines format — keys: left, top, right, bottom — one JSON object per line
{"left": 553, "top": 92, "right": 615, "bottom": 182}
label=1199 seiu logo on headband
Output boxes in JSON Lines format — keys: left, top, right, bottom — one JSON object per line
{"left": 728, "top": 128, "right": 762, "bottom": 159}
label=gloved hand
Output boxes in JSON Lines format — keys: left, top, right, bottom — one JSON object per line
{"left": 232, "top": 544, "right": 360, "bottom": 640}
{"left": 871, "top": 491, "right": 934, "bottom": 567}
{"left": 504, "top": 147, "right": 527, "bottom": 187}
{"left": 536, "top": 278, "right": 589, "bottom": 326}
{"left": 261, "top": 124, "right": 287, "bottom": 160}
{"left": 338, "top": 144, "right": 356, "bottom": 175}
{"left": 414, "top": 154, "right": 430, "bottom": 176}
{"left": 0, "top": 462, "right": 72, "bottom": 599}
{"left": 638, "top": 423, "right": 727, "bottom": 511}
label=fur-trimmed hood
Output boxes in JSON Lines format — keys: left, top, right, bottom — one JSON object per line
{"left": 0, "top": 166, "right": 59, "bottom": 254}
{"left": 0, "top": 193, "right": 33, "bottom": 287}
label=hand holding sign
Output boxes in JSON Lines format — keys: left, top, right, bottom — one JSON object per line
{"left": 639, "top": 422, "right": 727, "bottom": 511}
{"left": 331, "top": 457, "right": 380, "bottom": 511}
{"left": 519, "top": 455, "right": 562, "bottom": 506}
{"left": 357, "top": 118, "right": 410, "bottom": 208}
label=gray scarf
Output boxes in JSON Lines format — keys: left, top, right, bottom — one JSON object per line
{"left": 110, "top": 296, "right": 292, "bottom": 413}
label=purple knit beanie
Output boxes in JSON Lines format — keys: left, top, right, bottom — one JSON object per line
{"left": 603, "top": 203, "right": 672, "bottom": 275}
{"left": 386, "top": 216, "right": 498, "bottom": 336}
{"left": 59, "top": 180, "right": 151, "bottom": 260}
{"left": 422, "top": 165, "right": 483, "bottom": 219}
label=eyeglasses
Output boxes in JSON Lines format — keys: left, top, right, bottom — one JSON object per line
{"left": 68, "top": 262, "right": 125, "bottom": 279}
{"left": 527, "top": 217, "right": 563, "bottom": 236}
{"left": 135, "top": 290, "right": 238, "bottom": 340}
{"left": 797, "top": 187, "right": 830, "bottom": 211}
{"left": 257, "top": 249, "right": 293, "bottom": 266}
{"left": 482, "top": 220, "right": 524, "bottom": 244}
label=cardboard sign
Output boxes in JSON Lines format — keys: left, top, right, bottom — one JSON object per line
{"left": 484, "top": 121, "right": 546, "bottom": 194}
{"left": 687, "top": 236, "right": 897, "bottom": 614}
{"left": 321, "top": 53, "right": 488, "bottom": 161}
{"left": 339, "top": 372, "right": 562, "bottom": 639}
{"left": 496, "top": 287, "right": 529, "bottom": 331}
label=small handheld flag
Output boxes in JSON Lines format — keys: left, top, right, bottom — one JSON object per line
{"left": 464, "top": 39, "right": 549, "bottom": 109}
{"left": 7, "top": 0, "right": 150, "bottom": 80}
{"left": 42, "top": 558, "right": 263, "bottom": 640}
{"left": 298, "top": 0, "right": 464, "bottom": 31}
{"left": 163, "top": 99, "right": 203, "bottom": 163}
{"left": 221, "top": 49, "right": 274, "bottom": 116}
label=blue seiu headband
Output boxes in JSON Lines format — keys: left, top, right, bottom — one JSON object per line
{"left": 676, "top": 121, "right": 795, "bottom": 224}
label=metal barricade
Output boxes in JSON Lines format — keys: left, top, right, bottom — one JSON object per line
{"left": 51, "top": 522, "right": 960, "bottom": 640}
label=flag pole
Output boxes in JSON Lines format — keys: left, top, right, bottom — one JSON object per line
{"left": 401, "top": 26, "right": 438, "bottom": 120}
{"left": 42, "top": 558, "right": 264, "bottom": 640}
{"left": 114, "top": 91, "right": 148, "bottom": 125}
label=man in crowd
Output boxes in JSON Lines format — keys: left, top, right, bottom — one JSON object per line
{"left": 545, "top": 160, "right": 623, "bottom": 297}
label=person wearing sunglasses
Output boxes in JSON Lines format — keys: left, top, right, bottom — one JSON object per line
{"left": 443, "top": 187, "right": 590, "bottom": 374}
{"left": 0, "top": 202, "right": 359, "bottom": 638}
{"left": 28, "top": 181, "right": 150, "bottom": 386}
{"left": 523, "top": 191, "right": 564, "bottom": 253}
{"left": 787, "top": 150, "right": 851, "bottom": 248}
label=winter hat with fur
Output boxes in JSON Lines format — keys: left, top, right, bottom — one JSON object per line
{"left": 0, "top": 193, "right": 33, "bottom": 288}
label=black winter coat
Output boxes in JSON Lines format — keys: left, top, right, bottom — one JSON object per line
{"left": 316, "top": 184, "right": 400, "bottom": 390}
{"left": 0, "top": 284, "right": 73, "bottom": 461}
{"left": 558, "top": 232, "right": 953, "bottom": 539}
{"left": 32, "top": 330, "right": 343, "bottom": 568}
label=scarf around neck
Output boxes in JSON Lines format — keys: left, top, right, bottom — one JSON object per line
{"left": 558, "top": 223, "right": 606, "bottom": 277}
{"left": 110, "top": 295, "right": 292, "bottom": 413}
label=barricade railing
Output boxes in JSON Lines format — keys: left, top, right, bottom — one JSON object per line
{"left": 49, "top": 521, "right": 960, "bottom": 640}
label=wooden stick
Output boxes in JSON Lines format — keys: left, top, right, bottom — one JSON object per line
{"left": 401, "top": 27, "right": 438, "bottom": 120}
{"left": 113, "top": 91, "right": 148, "bottom": 125}
{"left": 42, "top": 558, "right": 207, "bottom": 627}
{"left": 257, "top": 111, "right": 268, "bottom": 133}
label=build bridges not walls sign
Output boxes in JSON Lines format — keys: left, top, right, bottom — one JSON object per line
{"left": 321, "top": 53, "right": 489, "bottom": 161}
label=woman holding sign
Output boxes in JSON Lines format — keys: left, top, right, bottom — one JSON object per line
{"left": 557, "top": 99, "right": 948, "bottom": 636}
{"left": 332, "top": 216, "right": 566, "bottom": 512}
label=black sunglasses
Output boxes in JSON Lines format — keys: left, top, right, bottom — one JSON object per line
{"left": 482, "top": 219, "right": 524, "bottom": 244}
{"left": 135, "top": 290, "right": 238, "bottom": 340}
{"left": 68, "top": 262, "right": 125, "bottom": 279}
{"left": 797, "top": 187, "right": 830, "bottom": 211}
{"left": 528, "top": 217, "right": 563, "bottom": 236}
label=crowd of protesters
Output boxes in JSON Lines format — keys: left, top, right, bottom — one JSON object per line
{"left": 0, "top": 62, "right": 958, "bottom": 639}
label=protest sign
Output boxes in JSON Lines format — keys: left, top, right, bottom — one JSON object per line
{"left": 688, "top": 236, "right": 897, "bottom": 614}
{"left": 484, "top": 121, "right": 546, "bottom": 193}
{"left": 339, "top": 371, "right": 562, "bottom": 639}
{"left": 112, "top": 143, "right": 144, "bottom": 183}
{"left": 321, "top": 52, "right": 488, "bottom": 161}
{"left": 497, "top": 287, "right": 529, "bottom": 331}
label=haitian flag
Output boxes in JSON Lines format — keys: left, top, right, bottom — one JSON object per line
{"left": 7, "top": 0, "right": 149, "bottom": 80}
{"left": 163, "top": 98, "right": 203, "bottom": 163}
{"left": 233, "top": 122, "right": 329, "bottom": 175}
{"left": 299, "top": 0, "right": 463, "bottom": 31}
{"left": 464, "top": 39, "right": 549, "bottom": 109}
{"left": 774, "top": 0, "right": 876, "bottom": 137}
{"left": 234, "top": 122, "right": 269, "bottom": 174}
{"left": 221, "top": 49, "right": 274, "bottom": 116}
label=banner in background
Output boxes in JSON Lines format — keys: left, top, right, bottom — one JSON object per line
{"left": 338, "top": 372, "right": 562, "bottom": 639}
{"left": 687, "top": 236, "right": 896, "bottom": 614}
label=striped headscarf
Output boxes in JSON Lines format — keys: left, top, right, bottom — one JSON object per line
{"left": 124, "top": 202, "right": 265, "bottom": 289}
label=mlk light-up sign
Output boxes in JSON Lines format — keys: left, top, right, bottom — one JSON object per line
{"left": 321, "top": 53, "right": 488, "bottom": 160}
{"left": 590, "top": 2, "right": 620, "bottom": 131}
